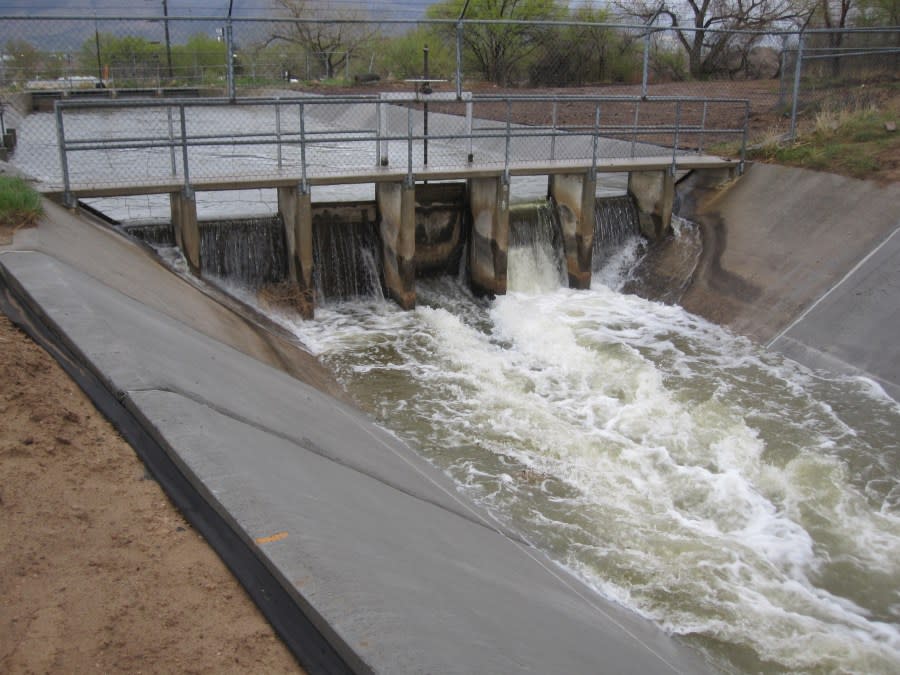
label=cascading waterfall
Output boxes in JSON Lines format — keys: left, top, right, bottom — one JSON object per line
{"left": 507, "top": 202, "right": 566, "bottom": 292}
{"left": 592, "top": 195, "right": 646, "bottom": 290}
{"left": 312, "top": 218, "right": 383, "bottom": 302}
{"left": 123, "top": 222, "right": 176, "bottom": 247}
{"left": 199, "top": 215, "right": 287, "bottom": 288}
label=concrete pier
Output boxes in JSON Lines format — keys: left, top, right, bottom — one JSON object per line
{"left": 550, "top": 173, "right": 597, "bottom": 290}
{"left": 277, "top": 185, "right": 315, "bottom": 318}
{"left": 170, "top": 190, "right": 199, "bottom": 274}
{"left": 467, "top": 176, "right": 509, "bottom": 296}
{"left": 376, "top": 181, "right": 417, "bottom": 309}
{"left": 628, "top": 170, "right": 674, "bottom": 240}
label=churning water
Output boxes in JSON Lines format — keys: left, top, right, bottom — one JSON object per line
{"left": 278, "top": 225, "right": 900, "bottom": 674}
{"left": 15, "top": 105, "right": 899, "bottom": 673}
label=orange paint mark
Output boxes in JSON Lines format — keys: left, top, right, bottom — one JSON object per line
{"left": 255, "top": 531, "right": 288, "bottom": 545}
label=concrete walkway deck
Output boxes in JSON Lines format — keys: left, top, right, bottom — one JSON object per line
{"left": 0, "top": 202, "right": 709, "bottom": 674}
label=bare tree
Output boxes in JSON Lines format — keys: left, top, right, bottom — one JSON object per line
{"left": 616, "top": 1, "right": 814, "bottom": 78}
{"left": 817, "top": 0, "right": 854, "bottom": 75}
{"left": 266, "top": 0, "right": 378, "bottom": 80}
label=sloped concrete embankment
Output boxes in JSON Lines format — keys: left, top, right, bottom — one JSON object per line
{"left": 0, "top": 201, "right": 710, "bottom": 674}
{"left": 677, "top": 163, "right": 900, "bottom": 401}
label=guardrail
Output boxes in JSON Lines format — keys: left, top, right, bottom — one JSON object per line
{"left": 53, "top": 93, "right": 749, "bottom": 204}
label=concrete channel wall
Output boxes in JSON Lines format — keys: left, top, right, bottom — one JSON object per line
{"left": 677, "top": 163, "right": 900, "bottom": 401}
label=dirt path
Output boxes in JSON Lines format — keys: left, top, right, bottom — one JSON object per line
{"left": 0, "top": 308, "right": 304, "bottom": 674}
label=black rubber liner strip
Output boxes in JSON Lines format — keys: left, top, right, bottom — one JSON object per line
{"left": 0, "top": 264, "right": 355, "bottom": 675}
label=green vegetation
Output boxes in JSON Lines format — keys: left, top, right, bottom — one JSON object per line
{"left": 0, "top": 176, "right": 43, "bottom": 228}
{"left": 744, "top": 92, "right": 900, "bottom": 180}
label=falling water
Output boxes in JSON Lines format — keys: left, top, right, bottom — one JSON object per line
{"left": 284, "top": 206, "right": 900, "bottom": 674}
{"left": 122, "top": 222, "right": 175, "bottom": 247}
{"left": 199, "top": 216, "right": 287, "bottom": 288}
{"left": 592, "top": 195, "right": 647, "bottom": 290}
{"left": 312, "top": 217, "right": 383, "bottom": 302}
{"left": 508, "top": 202, "right": 566, "bottom": 292}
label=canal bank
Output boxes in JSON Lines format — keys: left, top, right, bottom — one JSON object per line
{"left": 675, "top": 162, "right": 900, "bottom": 401}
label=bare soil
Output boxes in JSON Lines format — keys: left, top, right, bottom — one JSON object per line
{"left": 0, "top": 289, "right": 304, "bottom": 673}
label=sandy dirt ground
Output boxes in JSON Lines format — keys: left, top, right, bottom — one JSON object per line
{"left": 0, "top": 239, "right": 305, "bottom": 674}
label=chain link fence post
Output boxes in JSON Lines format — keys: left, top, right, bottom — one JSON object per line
{"left": 789, "top": 32, "right": 805, "bottom": 141}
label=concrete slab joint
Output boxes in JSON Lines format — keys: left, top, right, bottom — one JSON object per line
{"left": 550, "top": 173, "right": 596, "bottom": 290}
{"left": 467, "top": 176, "right": 509, "bottom": 297}
{"left": 169, "top": 190, "right": 200, "bottom": 274}
{"left": 628, "top": 170, "right": 674, "bottom": 240}
{"left": 277, "top": 185, "right": 315, "bottom": 319}
{"left": 376, "top": 181, "right": 417, "bottom": 310}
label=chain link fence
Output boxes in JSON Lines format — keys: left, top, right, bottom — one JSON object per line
{"left": 1, "top": 14, "right": 897, "bottom": 188}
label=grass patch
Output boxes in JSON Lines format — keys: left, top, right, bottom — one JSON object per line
{"left": 0, "top": 175, "right": 43, "bottom": 228}
{"left": 742, "top": 94, "right": 900, "bottom": 180}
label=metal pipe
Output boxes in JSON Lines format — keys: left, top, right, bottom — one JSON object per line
{"left": 790, "top": 34, "right": 804, "bottom": 141}
{"left": 54, "top": 103, "right": 73, "bottom": 207}
{"left": 377, "top": 100, "right": 386, "bottom": 166}
{"left": 698, "top": 101, "right": 708, "bottom": 154}
{"left": 406, "top": 106, "right": 413, "bottom": 186}
{"left": 299, "top": 102, "right": 308, "bottom": 192}
{"left": 465, "top": 100, "right": 473, "bottom": 162}
{"left": 179, "top": 104, "right": 191, "bottom": 195}
{"left": 590, "top": 104, "right": 599, "bottom": 182}
{"left": 504, "top": 100, "right": 511, "bottom": 183}
{"left": 739, "top": 101, "right": 750, "bottom": 174}
{"left": 455, "top": 22, "right": 463, "bottom": 99}
{"left": 550, "top": 101, "right": 557, "bottom": 161}
{"left": 167, "top": 106, "right": 176, "bottom": 176}
{"left": 630, "top": 101, "right": 640, "bottom": 158}
{"left": 275, "top": 102, "right": 283, "bottom": 170}
{"left": 671, "top": 101, "right": 681, "bottom": 175}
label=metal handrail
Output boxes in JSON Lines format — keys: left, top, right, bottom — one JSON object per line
{"left": 54, "top": 94, "right": 749, "bottom": 204}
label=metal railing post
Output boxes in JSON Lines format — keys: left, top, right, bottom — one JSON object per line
{"left": 550, "top": 100, "right": 558, "bottom": 162}
{"left": 54, "top": 103, "right": 74, "bottom": 208}
{"left": 504, "top": 100, "right": 511, "bottom": 184}
{"left": 465, "top": 100, "right": 473, "bottom": 163}
{"left": 406, "top": 106, "right": 414, "bottom": 186}
{"left": 790, "top": 33, "right": 805, "bottom": 141}
{"left": 740, "top": 101, "right": 750, "bottom": 175}
{"left": 275, "top": 101, "right": 283, "bottom": 170}
{"left": 167, "top": 106, "right": 177, "bottom": 176}
{"left": 376, "top": 100, "right": 383, "bottom": 166}
{"left": 590, "top": 104, "right": 599, "bottom": 182}
{"left": 455, "top": 21, "right": 463, "bottom": 100}
{"left": 671, "top": 101, "right": 681, "bottom": 175}
{"left": 630, "top": 101, "right": 640, "bottom": 158}
{"left": 698, "top": 101, "right": 708, "bottom": 155}
{"left": 225, "top": 17, "right": 235, "bottom": 101}
{"left": 179, "top": 103, "right": 192, "bottom": 196}
{"left": 299, "top": 102, "right": 308, "bottom": 193}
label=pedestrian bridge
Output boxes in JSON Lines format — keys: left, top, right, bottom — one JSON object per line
{"left": 45, "top": 92, "right": 747, "bottom": 311}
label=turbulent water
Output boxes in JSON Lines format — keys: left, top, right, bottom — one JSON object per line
{"left": 18, "top": 104, "right": 899, "bottom": 673}
{"left": 276, "top": 229, "right": 900, "bottom": 675}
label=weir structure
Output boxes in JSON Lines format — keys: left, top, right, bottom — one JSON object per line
{"left": 47, "top": 92, "right": 745, "bottom": 313}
